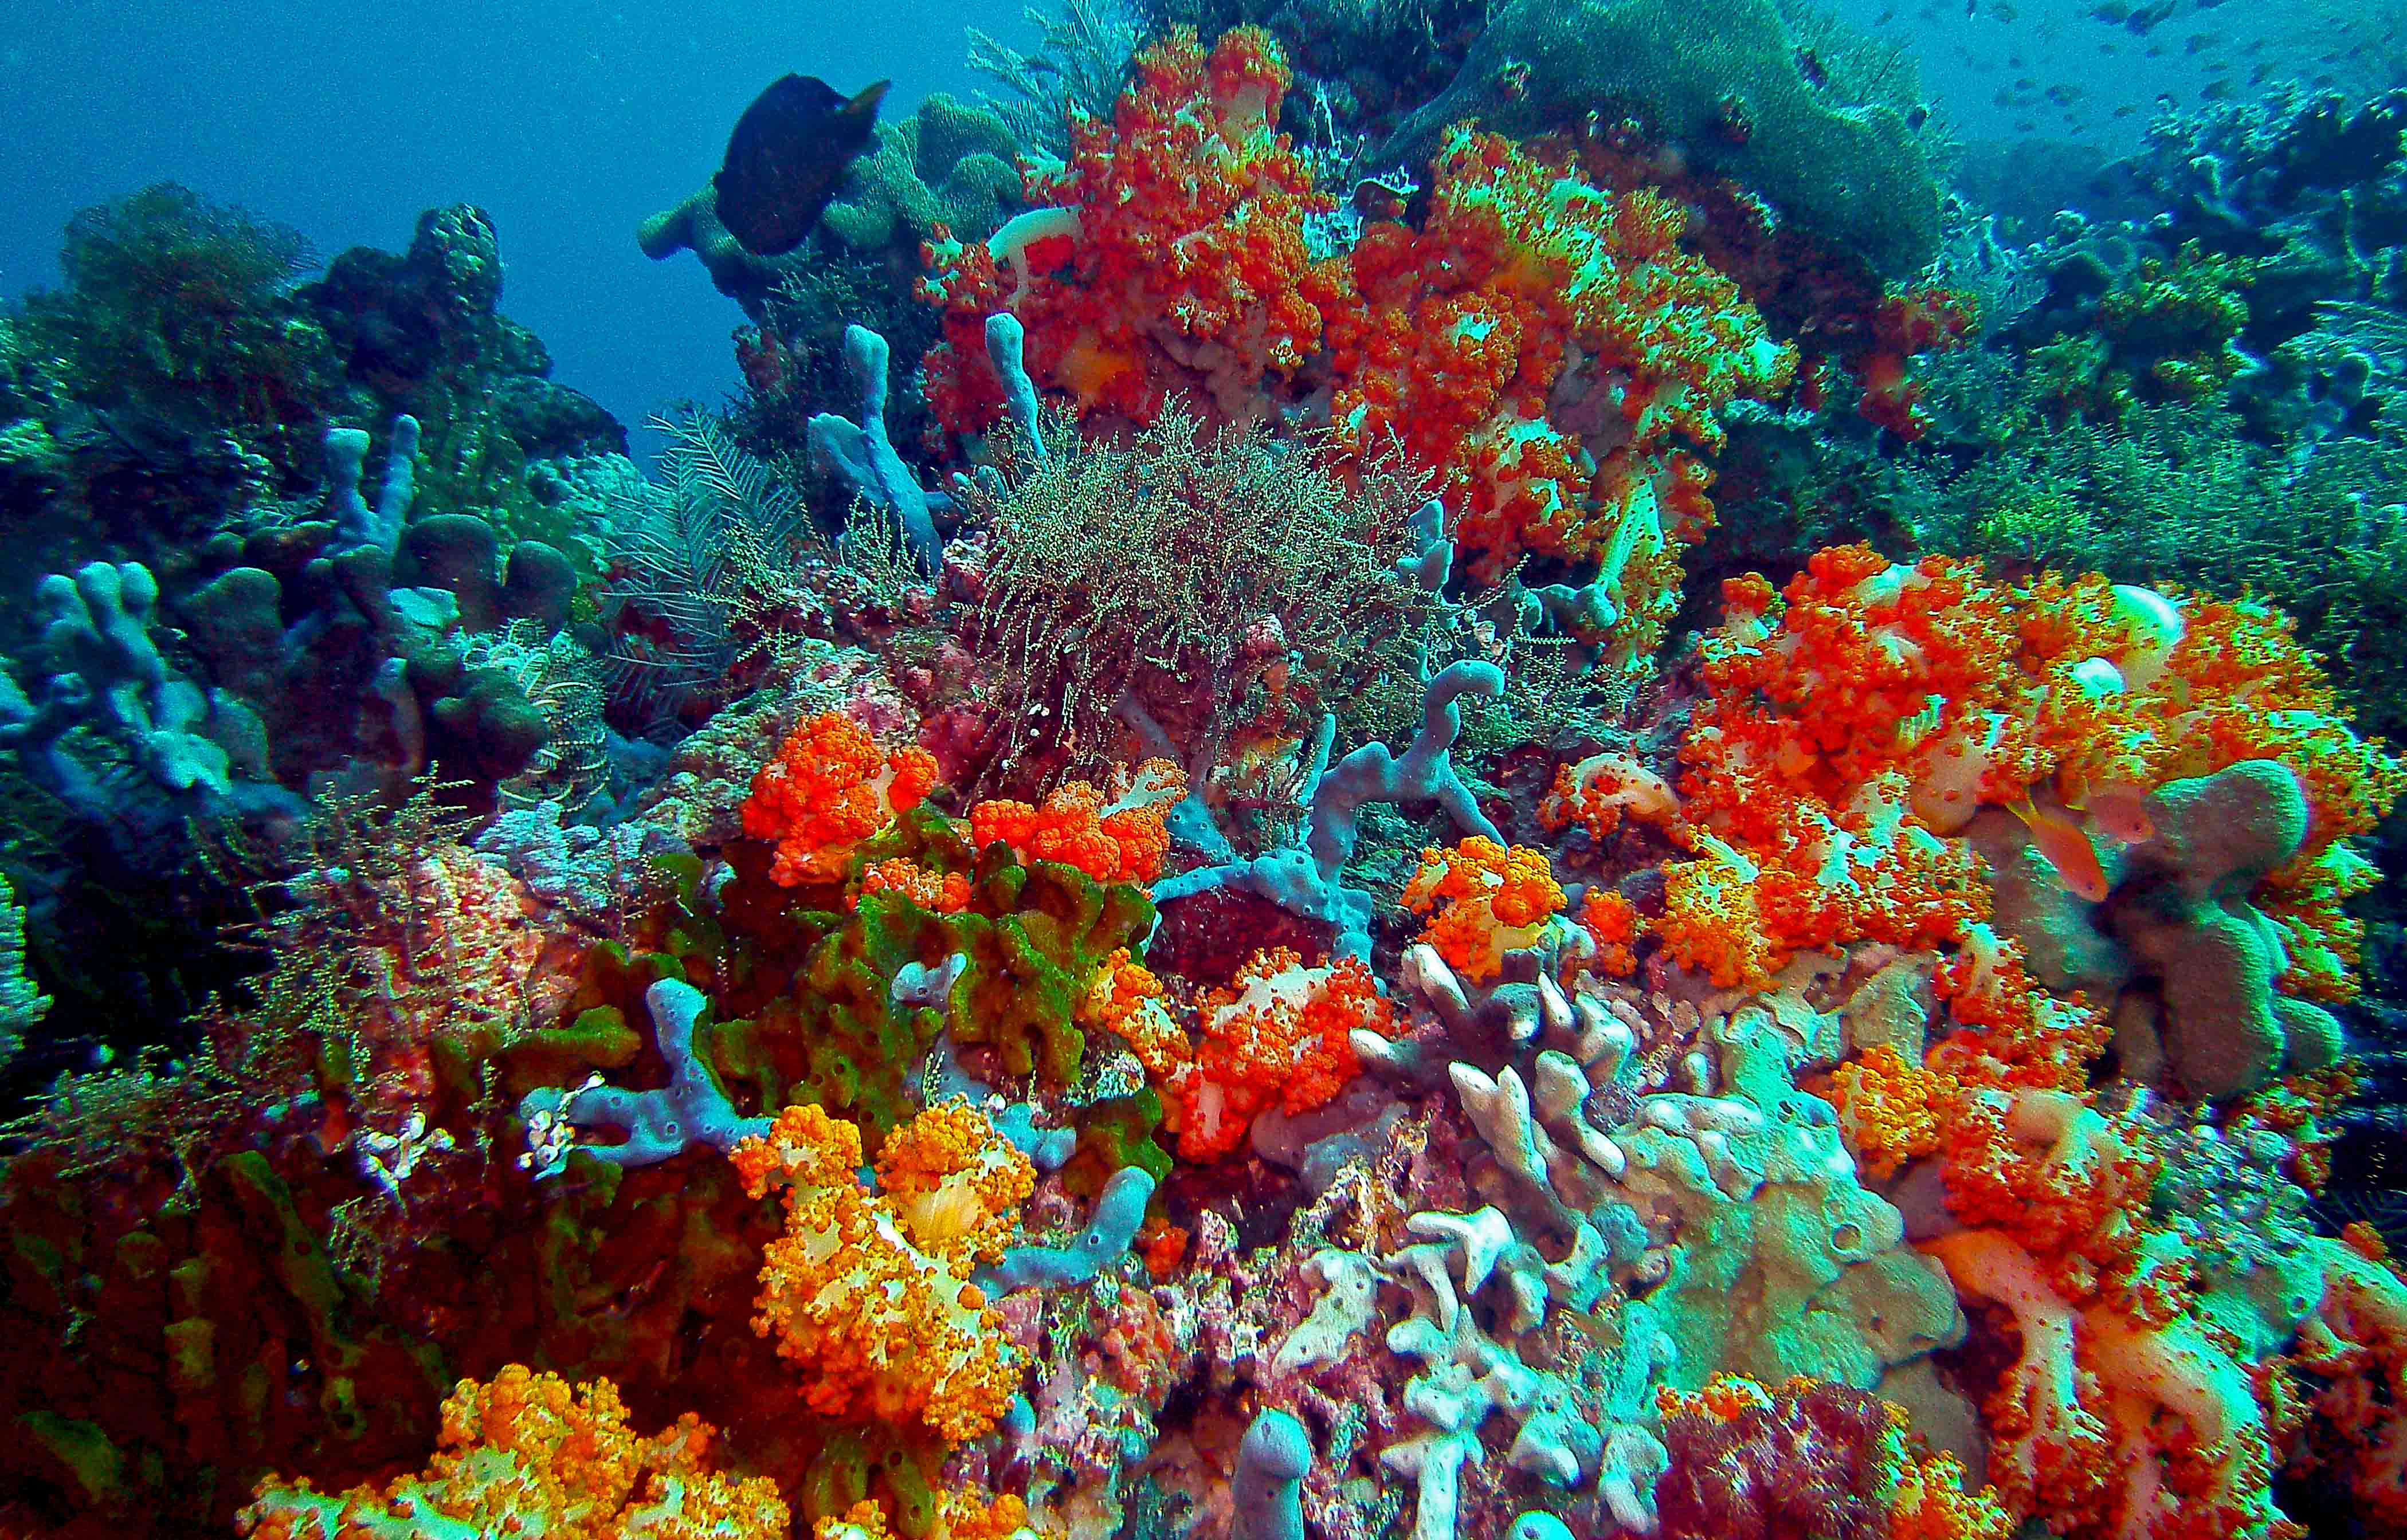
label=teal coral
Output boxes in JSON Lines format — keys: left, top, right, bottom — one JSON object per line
{"left": 0, "top": 870, "right": 49, "bottom": 1067}
{"left": 1381, "top": 0, "right": 1941, "bottom": 274}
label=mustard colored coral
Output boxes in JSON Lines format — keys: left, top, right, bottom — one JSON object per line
{"left": 734, "top": 1099, "right": 1033, "bottom": 1443}
{"left": 238, "top": 1365, "right": 789, "bottom": 1539}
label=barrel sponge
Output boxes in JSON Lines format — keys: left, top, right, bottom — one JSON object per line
{"left": 1378, "top": 0, "right": 1939, "bottom": 276}
{"left": 820, "top": 93, "right": 1024, "bottom": 254}
{"left": 2111, "top": 760, "right": 2343, "bottom": 1099}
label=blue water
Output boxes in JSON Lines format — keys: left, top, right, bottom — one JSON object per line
{"left": 0, "top": 1, "right": 1023, "bottom": 444}
{"left": 2, "top": 1, "right": 2391, "bottom": 439}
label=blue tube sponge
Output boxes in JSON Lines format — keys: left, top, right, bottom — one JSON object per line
{"left": 519, "top": 978, "right": 770, "bottom": 1176}
{"left": 1232, "top": 1409, "right": 1311, "bottom": 1540}
{"left": 806, "top": 324, "right": 943, "bottom": 568}
{"left": 975, "top": 1165, "right": 1155, "bottom": 1292}
{"left": 1152, "top": 659, "right": 1504, "bottom": 960}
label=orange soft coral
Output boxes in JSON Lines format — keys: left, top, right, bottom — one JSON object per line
{"left": 1540, "top": 749, "right": 1688, "bottom": 843}
{"left": 1935, "top": 1085, "right": 2165, "bottom": 1306}
{"left": 1578, "top": 887, "right": 1642, "bottom": 977}
{"left": 1652, "top": 830, "right": 1782, "bottom": 991}
{"left": 969, "top": 759, "right": 1187, "bottom": 884}
{"left": 860, "top": 857, "right": 973, "bottom": 913}
{"left": 744, "top": 712, "right": 940, "bottom": 887}
{"left": 1310, "top": 127, "right": 1796, "bottom": 586}
{"left": 238, "top": 1365, "right": 789, "bottom": 1539}
{"left": 1402, "top": 836, "right": 1570, "bottom": 983}
{"left": 1165, "top": 948, "right": 1397, "bottom": 1161}
{"left": 1928, "top": 923, "right": 2111, "bottom": 1094}
{"left": 1675, "top": 545, "right": 2399, "bottom": 1036}
{"left": 1855, "top": 286, "right": 1978, "bottom": 442}
{"left": 1082, "top": 946, "right": 1189, "bottom": 1081}
{"left": 920, "top": 26, "right": 1328, "bottom": 430}
{"left": 734, "top": 1101, "right": 1033, "bottom": 1443}
{"left": 1827, "top": 1043, "right": 1959, "bottom": 1182}
{"left": 1926, "top": 1229, "right": 2303, "bottom": 1540}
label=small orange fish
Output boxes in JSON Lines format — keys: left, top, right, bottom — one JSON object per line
{"left": 2012, "top": 796, "right": 2112, "bottom": 901}
{"left": 2080, "top": 784, "right": 2156, "bottom": 845}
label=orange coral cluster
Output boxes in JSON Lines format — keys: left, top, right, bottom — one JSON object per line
{"left": 744, "top": 712, "right": 940, "bottom": 887}
{"left": 1924, "top": 1228, "right": 2309, "bottom": 1540}
{"left": 919, "top": 30, "right": 1794, "bottom": 667}
{"left": 1402, "top": 836, "right": 1570, "bottom": 983}
{"left": 1669, "top": 545, "right": 2402, "bottom": 1005}
{"left": 920, "top": 26, "right": 1328, "bottom": 429}
{"left": 732, "top": 1100, "right": 1033, "bottom": 1444}
{"left": 1826, "top": 1043, "right": 1958, "bottom": 1181}
{"left": 1164, "top": 948, "right": 1397, "bottom": 1161}
{"left": 1308, "top": 127, "right": 1797, "bottom": 583}
{"left": 1577, "top": 887, "right": 1641, "bottom": 977}
{"left": 1083, "top": 946, "right": 1189, "bottom": 1081}
{"left": 967, "top": 759, "right": 1186, "bottom": 883}
{"left": 860, "top": 856, "right": 973, "bottom": 913}
{"left": 1935, "top": 1085, "right": 2171, "bottom": 1310}
{"left": 239, "top": 1365, "right": 789, "bottom": 1539}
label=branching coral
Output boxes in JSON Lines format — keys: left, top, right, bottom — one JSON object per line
{"left": 954, "top": 404, "right": 1439, "bottom": 789}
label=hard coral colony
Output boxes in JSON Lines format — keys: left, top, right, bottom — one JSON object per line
{"left": 1, "top": 6, "right": 2406, "bottom": 1540}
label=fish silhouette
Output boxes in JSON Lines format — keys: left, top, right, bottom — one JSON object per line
{"left": 713, "top": 74, "right": 890, "bottom": 258}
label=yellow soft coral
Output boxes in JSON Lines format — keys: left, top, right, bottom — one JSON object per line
{"left": 734, "top": 1101, "right": 1034, "bottom": 1444}
{"left": 238, "top": 1364, "right": 788, "bottom": 1539}
{"left": 1083, "top": 946, "right": 1189, "bottom": 1081}
{"left": 1402, "top": 836, "right": 1569, "bottom": 983}
{"left": 1651, "top": 830, "right": 1779, "bottom": 990}
{"left": 815, "top": 1492, "right": 1040, "bottom": 1540}
{"left": 1828, "top": 1043, "right": 1961, "bottom": 1181}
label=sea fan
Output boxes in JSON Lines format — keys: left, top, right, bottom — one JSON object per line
{"left": 593, "top": 412, "right": 820, "bottom": 721}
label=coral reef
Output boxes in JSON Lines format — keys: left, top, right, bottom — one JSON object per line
{"left": 6, "top": 14, "right": 2407, "bottom": 1540}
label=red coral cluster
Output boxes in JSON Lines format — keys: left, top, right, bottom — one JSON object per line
{"left": 743, "top": 712, "right": 939, "bottom": 887}
{"left": 920, "top": 26, "right": 1328, "bottom": 429}
{"left": 1165, "top": 948, "right": 1397, "bottom": 1161}
{"left": 1655, "top": 1374, "right": 2010, "bottom": 1540}
{"left": 1309, "top": 128, "right": 1797, "bottom": 582}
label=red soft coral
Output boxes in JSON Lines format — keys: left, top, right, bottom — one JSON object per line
{"left": 743, "top": 713, "right": 939, "bottom": 887}
{"left": 1165, "top": 949, "right": 1397, "bottom": 1161}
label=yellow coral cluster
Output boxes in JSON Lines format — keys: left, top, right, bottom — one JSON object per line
{"left": 238, "top": 1364, "right": 788, "bottom": 1539}
{"left": 813, "top": 1494, "right": 1040, "bottom": 1540}
{"left": 1828, "top": 1042, "right": 1961, "bottom": 1181}
{"left": 732, "top": 1101, "right": 1033, "bottom": 1444}
{"left": 1082, "top": 946, "right": 1189, "bottom": 1080}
